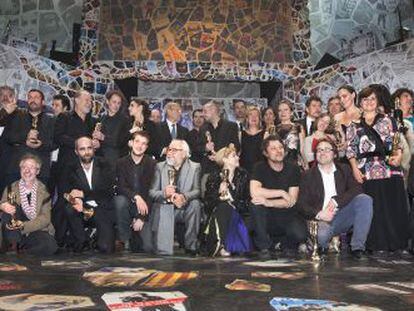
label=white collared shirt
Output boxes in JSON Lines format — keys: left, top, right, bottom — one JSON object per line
{"left": 306, "top": 116, "right": 314, "bottom": 134}
{"left": 166, "top": 119, "right": 177, "bottom": 136}
{"left": 318, "top": 163, "right": 337, "bottom": 210}
{"left": 82, "top": 160, "right": 94, "bottom": 189}
{"left": 82, "top": 160, "right": 98, "bottom": 207}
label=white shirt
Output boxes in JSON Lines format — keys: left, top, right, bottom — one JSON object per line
{"left": 81, "top": 160, "right": 98, "bottom": 207}
{"left": 166, "top": 119, "right": 177, "bottom": 136}
{"left": 318, "top": 163, "right": 337, "bottom": 210}
{"left": 82, "top": 160, "right": 94, "bottom": 189}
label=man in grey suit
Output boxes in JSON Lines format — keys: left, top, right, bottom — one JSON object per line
{"left": 150, "top": 139, "right": 202, "bottom": 255}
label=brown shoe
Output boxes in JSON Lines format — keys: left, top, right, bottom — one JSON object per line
{"left": 115, "top": 240, "right": 125, "bottom": 252}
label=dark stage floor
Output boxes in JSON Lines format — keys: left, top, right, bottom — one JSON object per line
{"left": 0, "top": 250, "right": 413, "bottom": 310}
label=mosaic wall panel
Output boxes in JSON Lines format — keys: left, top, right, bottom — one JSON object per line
{"left": 309, "top": 0, "right": 414, "bottom": 63}
{"left": 285, "top": 38, "right": 414, "bottom": 118}
{"left": 1, "top": 38, "right": 414, "bottom": 120}
{"left": 0, "top": 0, "right": 83, "bottom": 53}
{"left": 97, "top": 0, "right": 308, "bottom": 64}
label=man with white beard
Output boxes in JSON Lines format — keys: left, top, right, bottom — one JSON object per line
{"left": 149, "top": 139, "right": 202, "bottom": 255}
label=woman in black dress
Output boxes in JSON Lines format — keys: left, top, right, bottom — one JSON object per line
{"left": 94, "top": 90, "right": 130, "bottom": 164}
{"left": 128, "top": 99, "right": 160, "bottom": 159}
{"left": 240, "top": 106, "right": 265, "bottom": 174}
{"left": 203, "top": 144, "right": 251, "bottom": 256}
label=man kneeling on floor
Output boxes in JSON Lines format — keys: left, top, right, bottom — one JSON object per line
{"left": 297, "top": 138, "right": 373, "bottom": 259}
{"left": 0, "top": 154, "right": 57, "bottom": 255}
{"left": 149, "top": 139, "right": 202, "bottom": 255}
{"left": 64, "top": 136, "right": 116, "bottom": 253}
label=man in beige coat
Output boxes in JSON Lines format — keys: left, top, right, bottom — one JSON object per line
{"left": 0, "top": 154, "right": 57, "bottom": 255}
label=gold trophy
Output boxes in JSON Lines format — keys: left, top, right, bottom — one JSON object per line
{"left": 94, "top": 122, "right": 102, "bottom": 133}
{"left": 167, "top": 169, "right": 177, "bottom": 203}
{"left": 64, "top": 193, "right": 94, "bottom": 221}
{"left": 29, "top": 115, "right": 40, "bottom": 144}
{"left": 205, "top": 131, "right": 213, "bottom": 156}
{"left": 268, "top": 125, "right": 276, "bottom": 136}
{"left": 219, "top": 168, "right": 233, "bottom": 202}
{"left": 309, "top": 220, "right": 320, "bottom": 261}
{"left": 5, "top": 191, "right": 23, "bottom": 230}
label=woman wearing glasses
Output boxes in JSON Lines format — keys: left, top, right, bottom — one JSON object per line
{"left": 346, "top": 86, "right": 409, "bottom": 253}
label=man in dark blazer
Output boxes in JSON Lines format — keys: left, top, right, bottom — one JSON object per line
{"left": 296, "top": 138, "right": 373, "bottom": 259}
{"left": 2, "top": 89, "right": 55, "bottom": 185}
{"left": 53, "top": 90, "right": 97, "bottom": 247}
{"left": 149, "top": 139, "right": 202, "bottom": 255}
{"left": 158, "top": 101, "right": 189, "bottom": 160}
{"left": 297, "top": 95, "right": 322, "bottom": 136}
{"left": 63, "top": 136, "right": 115, "bottom": 253}
{"left": 197, "top": 100, "right": 240, "bottom": 174}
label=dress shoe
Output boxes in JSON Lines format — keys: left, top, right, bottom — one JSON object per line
{"left": 257, "top": 249, "right": 272, "bottom": 260}
{"left": 318, "top": 247, "right": 328, "bottom": 256}
{"left": 185, "top": 249, "right": 198, "bottom": 257}
{"left": 351, "top": 249, "right": 367, "bottom": 260}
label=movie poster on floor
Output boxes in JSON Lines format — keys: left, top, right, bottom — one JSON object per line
{"left": 102, "top": 291, "right": 188, "bottom": 311}
{"left": 83, "top": 267, "right": 157, "bottom": 287}
{"left": 0, "top": 280, "right": 21, "bottom": 291}
{"left": 269, "top": 297, "right": 381, "bottom": 310}
{"left": 252, "top": 271, "right": 306, "bottom": 280}
{"left": 0, "top": 263, "right": 27, "bottom": 272}
{"left": 41, "top": 260, "right": 94, "bottom": 269}
{"left": 0, "top": 293, "right": 95, "bottom": 310}
{"left": 225, "top": 279, "right": 271, "bottom": 292}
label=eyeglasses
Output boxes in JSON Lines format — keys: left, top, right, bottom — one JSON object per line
{"left": 167, "top": 147, "right": 183, "bottom": 153}
{"left": 316, "top": 147, "right": 333, "bottom": 153}
{"left": 361, "top": 96, "right": 377, "bottom": 103}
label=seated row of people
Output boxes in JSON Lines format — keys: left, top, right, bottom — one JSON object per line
{"left": 1, "top": 133, "right": 388, "bottom": 260}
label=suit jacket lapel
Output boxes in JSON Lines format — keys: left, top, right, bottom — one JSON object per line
{"left": 178, "top": 160, "right": 190, "bottom": 192}
{"left": 75, "top": 163, "right": 91, "bottom": 190}
{"left": 92, "top": 161, "right": 100, "bottom": 191}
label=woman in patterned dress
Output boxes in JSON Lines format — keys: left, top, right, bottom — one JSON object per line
{"left": 346, "top": 86, "right": 409, "bottom": 252}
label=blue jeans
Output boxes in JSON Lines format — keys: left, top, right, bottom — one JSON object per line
{"left": 318, "top": 194, "right": 373, "bottom": 251}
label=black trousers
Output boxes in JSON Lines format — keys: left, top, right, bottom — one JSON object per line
{"left": 1, "top": 210, "right": 57, "bottom": 256}
{"left": 251, "top": 205, "right": 307, "bottom": 251}
{"left": 65, "top": 204, "right": 115, "bottom": 253}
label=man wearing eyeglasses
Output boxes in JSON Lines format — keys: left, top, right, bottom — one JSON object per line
{"left": 149, "top": 139, "right": 202, "bottom": 255}
{"left": 297, "top": 138, "right": 373, "bottom": 259}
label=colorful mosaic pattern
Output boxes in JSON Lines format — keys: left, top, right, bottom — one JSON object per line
{"left": 309, "top": 0, "right": 414, "bottom": 63}
{"left": 97, "top": 0, "right": 308, "bottom": 64}
{"left": 0, "top": 0, "right": 82, "bottom": 53}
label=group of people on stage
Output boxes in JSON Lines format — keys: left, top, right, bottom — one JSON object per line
{"left": 0, "top": 83, "right": 413, "bottom": 260}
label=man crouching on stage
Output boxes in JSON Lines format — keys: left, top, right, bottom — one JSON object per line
{"left": 149, "top": 139, "right": 202, "bottom": 255}
{"left": 64, "top": 136, "right": 116, "bottom": 253}
{"left": 0, "top": 154, "right": 57, "bottom": 255}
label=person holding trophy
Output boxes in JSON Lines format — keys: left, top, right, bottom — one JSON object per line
{"left": 203, "top": 144, "right": 251, "bottom": 256}
{"left": 149, "top": 139, "right": 202, "bottom": 255}
{"left": 63, "top": 137, "right": 116, "bottom": 253}
{"left": 347, "top": 86, "right": 410, "bottom": 253}
{"left": 0, "top": 154, "right": 57, "bottom": 255}
{"left": 2, "top": 89, "right": 54, "bottom": 186}
{"left": 297, "top": 139, "right": 373, "bottom": 260}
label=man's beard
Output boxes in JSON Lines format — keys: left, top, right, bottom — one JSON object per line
{"left": 166, "top": 158, "right": 176, "bottom": 167}
{"left": 80, "top": 155, "right": 93, "bottom": 164}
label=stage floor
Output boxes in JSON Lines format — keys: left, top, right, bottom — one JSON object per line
{"left": 0, "top": 250, "right": 413, "bottom": 310}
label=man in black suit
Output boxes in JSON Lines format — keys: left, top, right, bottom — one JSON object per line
{"left": 2, "top": 89, "right": 55, "bottom": 185}
{"left": 159, "top": 101, "right": 189, "bottom": 160}
{"left": 187, "top": 109, "right": 204, "bottom": 163}
{"left": 296, "top": 138, "right": 373, "bottom": 259}
{"left": 63, "top": 136, "right": 115, "bottom": 253}
{"left": 298, "top": 95, "right": 322, "bottom": 136}
{"left": 53, "top": 90, "right": 97, "bottom": 247}
{"left": 198, "top": 100, "right": 240, "bottom": 174}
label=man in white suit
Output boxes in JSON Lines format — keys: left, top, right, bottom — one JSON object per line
{"left": 150, "top": 139, "right": 202, "bottom": 255}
